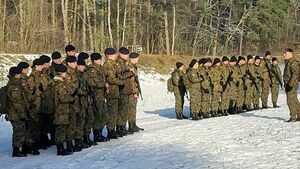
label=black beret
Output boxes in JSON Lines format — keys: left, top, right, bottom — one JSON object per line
{"left": 65, "top": 44, "right": 76, "bottom": 52}
{"left": 91, "top": 53, "right": 102, "bottom": 61}
{"left": 255, "top": 56, "right": 261, "bottom": 60}
{"left": 189, "top": 59, "right": 198, "bottom": 68}
{"left": 265, "top": 51, "right": 271, "bottom": 56}
{"left": 272, "top": 57, "right": 278, "bottom": 62}
{"left": 230, "top": 56, "right": 237, "bottom": 62}
{"left": 17, "top": 62, "right": 30, "bottom": 70}
{"left": 77, "top": 59, "right": 86, "bottom": 66}
{"left": 176, "top": 62, "right": 184, "bottom": 69}
{"left": 199, "top": 58, "right": 206, "bottom": 65}
{"left": 238, "top": 56, "right": 245, "bottom": 62}
{"left": 66, "top": 56, "right": 77, "bottom": 63}
{"left": 55, "top": 64, "right": 67, "bottom": 73}
{"left": 213, "top": 58, "right": 221, "bottom": 65}
{"left": 284, "top": 48, "right": 294, "bottom": 53}
{"left": 207, "top": 58, "right": 212, "bottom": 63}
{"left": 51, "top": 51, "right": 62, "bottom": 60}
{"left": 247, "top": 55, "right": 253, "bottom": 61}
{"left": 32, "top": 58, "right": 44, "bottom": 67}
{"left": 202, "top": 58, "right": 208, "bottom": 64}
{"left": 9, "top": 66, "right": 22, "bottom": 76}
{"left": 39, "top": 55, "right": 51, "bottom": 64}
{"left": 119, "top": 47, "right": 130, "bottom": 54}
{"left": 78, "top": 52, "right": 89, "bottom": 60}
{"left": 105, "top": 48, "right": 116, "bottom": 55}
{"left": 222, "top": 56, "right": 229, "bottom": 62}
{"left": 129, "top": 52, "right": 139, "bottom": 58}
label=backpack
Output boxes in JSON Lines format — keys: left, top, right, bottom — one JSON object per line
{"left": 182, "top": 73, "right": 191, "bottom": 90}
{"left": 167, "top": 76, "right": 174, "bottom": 93}
{"left": 0, "top": 85, "right": 9, "bottom": 115}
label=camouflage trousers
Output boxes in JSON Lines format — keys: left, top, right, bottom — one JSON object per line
{"left": 228, "top": 83, "right": 237, "bottom": 108}
{"left": 201, "top": 91, "right": 211, "bottom": 114}
{"left": 11, "top": 120, "right": 31, "bottom": 147}
{"left": 106, "top": 98, "right": 119, "bottom": 130}
{"left": 236, "top": 84, "right": 244, "bottom": 108}
{"left": 118, "top": 95, "right": 130, "bottom": 126}
{"left": 55, "top": 124, "right": 68, "bottom": 144}
{"left": 286, "top": 84, "right": 300, "bottom": 119}
{"left": 128, "top": 95, "right": 138, "bottom": 123}
{"left": 220, "top": 88, "right": 230, "bottom": 111}
{"left": 189, "top": 91, "right": 201, "bottom": 117}
{"left": 252, "top": 86, "right": 261, "bottom": 105}
{"left": 27, "top": 118, "right": 41, "bottom": 145}
{"left": 271, "top": 84, "right": 279, "bottom": 104}
{"left": 83, "top": 105, "right": 94, "bottom": 136}
{"left": 93, "top": 100, "right": 107, "bottom": 131}
{"left": 261, "top": 80, "right": 270, "bottom": 105}
{"left": 211, "top": 91, "right": 221, "bottom": 112}
{"left": 66, "top": 105, "right": 76, "bottom": 141}
{"left": 74, "top": 111, "right": 84, "bottom": 139}
{"left": 244, "top": 83, "right": 254, "bottom": 107}
{"left": 174, "top": 90, "right": 185, "bottom": 115}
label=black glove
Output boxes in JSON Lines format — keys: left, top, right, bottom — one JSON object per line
{"left": 38, "top": 84, "right": 44, "bottom": 92}
{"left": 229, "top": 77, "right": 233, "bottom": 81}
{"left": 285, "top": 85, "right": 292, "bottom": 92}
{"left": 71, "top": 89, "right": 78, "bottom": 96}
{"left": 250, "top": 76, "right": 255, "bottom": 81}
{"left": 242, "top": 75, "right": 247, "bottom": 81}
{"left": 246, "top": 69, "right": 250, "bottom": 74}
{"left": 211, "top": 84, "right": 214, "bottom": 89}
{"left": 237, "top": 81, "right": 240, "bottom": 87}
{"left": 203, "top": 89, "right": 209, "bottom": 93}
{"left": 243, "top": 85, "right": 247, "bottom": 90}
{"left": 222, "top": 85, "right": 226, "bottom": 90}
{"left": 220, "top": 81, "right": 224, "bottom": 85}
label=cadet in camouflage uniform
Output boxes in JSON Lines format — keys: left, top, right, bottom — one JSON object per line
{"left": 199, "top": 58, "right": 212, "bottom": 118}
{"left": 6, "top": 67, "right": 29, "bottom": 157}
{"left": 236, "top": 56, "right": 247, "bottom": 113}
{"left": 244, "top": 55, "right": 256, "bottom": 111}
{"left": 172, "top": 62, "right": 187, "bottom": 120}
{"left": 116, "top": 47, "right": 135, "bottom": 135}
{"left": 253, "top": 56, "right": 263, "bottom": 110}
{"left": 87, "top": 53, "right": 108, "bottom": 142}
{"left": 210, "top": 58, "right": 223, "bottom": 117}
{"left": 260, "top": 51, "right": 272, "bottom": 108}
{"left": 49, "top": 52, "right": 63, "bottom": 78}
{"left": 270, "top": 57, "right": 282, "bottom": 108}
{"left": 53, "top": 64, "right": 72, "bottom": 156}
{"left": 283, "top": 49, "right": 300, "bottom": 122}
{"left": 103, "top": 48, "right": 124, "bottom": 139}
{"left": 228, "top": 56, "right": 239, "bottom": 114}
{"left": 220, "top": 56, "right": 230, "bottom": 116}
{"left": 187, "top": 59, "right": 202, "bottom": 120}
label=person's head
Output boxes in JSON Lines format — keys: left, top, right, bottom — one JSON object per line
{"left": 91, "top": 53, "right": 103, "bottom": 65}
{"left": 254, "top": 56, "right": 261, "bottom": 65}
{"left": 213, "top": 58, "right": 221, "bottom": 66}
{"left": 9, "top": 66, "right": 22, "bottom": 79}
{"left": 229, "top": 56, "right": 237, "bottom": 66}
{"left": 265, "top": 51, "right": 272, "bottom": 60}
{"left": 129, "top": 52, "right": 140, "bottom": 65}
{"left": 55, "top": 64, "right": 67, "bottom": 78}
{"left": 189, "top": 59, "right": 198, "bottom": 69}
{"left": 176, "top": 62, "right": 184, "bottom": 70}
{"left": 51, "top": 51, "right": 62, "bottom": 64}
{"left": 198, "top": 58, "right": 205, "bottom": 67}
{"left": 39, "top": 55, "right": 51, "bottom": 69}
{"left": 272, "top": 57, "right": 279, "bottom": 65}
{"left": 65, "top": 44, "right": 76, "bottom": 57}
{"left": 66, "top": 56, "right": 77, "bottom": 69}
{"left": 105, "top": 48, "right": 117, "bottom": 61}
{"left": 247, "top": 55, "right": 254, "bottom": 64}
{"left": 77, "top": 59, "right": 86, "bottom": 72}
{"left": 78, "top": 52, "right": 89, "bottom": 65}
{"left": 206, "top": 58, "right": 213, "bottom": 67}
{"left": 17, "top": 62, "right": 30, "bottom": 75}
{"left": 222, "top": 56, "right": 229, "bottom": 65}
{"left": 119, "top": 47, "right": 130, "bottom": 60}
{"left": 32, "top": 58, "right": 44, "bottom": 71}
{"left": 283, "top": 48, "right": 294, "bottom": 60}
{"left": 238, "top": 56, "right": 246, "bottom": 65}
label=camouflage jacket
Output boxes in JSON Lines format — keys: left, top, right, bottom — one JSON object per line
{"left": 283, "top": 57, "right": 299, "bottom": 87}
{"left": 127, "top": 62, "right": 140, "bottom": 95}
{"left": 210, "top": 66, "right": 223, "bottom": 92}
{"left": 270, "top": 64, "right": 282, "bottom": 85}
{"left": 116, "top": 58, "right": 135, "bottom": 95}
{"left": 260, "top": 59, "right": 272, "bottom": 82}
{"left": 66, "top": 66, "right": 80, "bottom": 113}
{"left": 76, "top": 70, "right": 92, "bottom": 109}
{"left": 198, "top": 66, "right": 211, "bottom": 92}
{"left": 86, "top": 63, "right": 106, "bottom": 101}
{"left": 187, "top": 67, "right": 201, "bottom": 93}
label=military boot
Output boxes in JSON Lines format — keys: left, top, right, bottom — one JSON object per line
{"left": 223, "top": 110, "right": 229, "bottom": 116}
{"left": 133, "top": 121, "right": 144, "bottom": 131}
{"left": 22, "top": 145, "right": 32, "bottom": 155}
{"left": 191, "top": 113, "right": 199, "bottom": 120}
{"left": 12, "top": 147, "right": 27, "bottom": 157}
{"left": 56, "top": 144, "right": 71, "bottom": 156}
{"left": 128, "top": 122, "right": 135, "bottom": 134}
{"left": 273, "top": 102, "right": 280, "bottom": 108}
{"left": 66, "top": 140, "right": 75, "bottom": 153}
{"left": 262, "top": 103, "right": 269, "bottom": 109}
{"left": 83, "top": 135, "right": 94, "bottom": 147}
{"left": 93, "top": 130, "right": 101, "bottom": 143}
{"left": 108, "top": 129, "right": 118, "bottom": 139}
{"left": 32, "top": 144, "right": 40, "bottom": 155}
{"left": 74, "top": 139, "right": 83, "bottom": 152}
{"left": 116, "top": 125, "right": 125, "bottom": 137}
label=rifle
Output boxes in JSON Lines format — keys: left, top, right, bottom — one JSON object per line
{"left": 223, "top": 70, "right": 233, "bottom": 92}
{"left": 245, "top": 69, "right": 259, "bottom": 91}
{"left": 135, "top": 74, "right": 143, "bottom": 100}
{"left": 266, "top": 63, "right": 283, "bottom": 89}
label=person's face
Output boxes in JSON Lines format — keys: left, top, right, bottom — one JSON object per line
{"left": 266, "top": 55, "right": 271, "bottom": 60}
{"left": 77, "top": 65, "right": 86, "bottom": 72}
{"left": 204, "top": 62, "right": 210, "bottom": 67}
{"left": 43, "top": 62, "right": 50, "bottom": 69}
{"left": 36, "top": 65, "right": 43, "bottom": 71}
{"left": 248, "top": 59, "right": 254, "bottom": 64}
{"left": 223, "top": 61, "right": 229, "bottom": 65}
{"left": 229, "top": 62, "right": 236, "bottom": 66}
{"left": 193, "top": 62, "right": 199, "bottom": 69}
{"left": 68, "top": 62, "right": 77, "bottom": 69}
{"left": 130, "top": 57, "right": 139, "bottom": 65}
{"left": 215, "top": 62, "right": 221, "bottom": 66}
{"left": 272, "top": 60, "right": 279, "bottom": 65}
{"left": 120, "top": 54, "right": 129, "bottom": 60}
{"left": 283, "top": 51, "right": 293, "bottom": 60}
{"left": 22, "top": 68, "right": 29, "bottom": 75}
{"left": 94, "top": 59, "right": 102, "bottom": 65}
{"left": 84, "top": 59, "right": 88, "bottom": 65}
{"left": 61, "top": 72, "right": 67, "bottom": 78}
{"left": 255, "top": 59, "right": 261, "bottom": 65}
{"left": 67, "top": 50, "right": 76, "bottom": 57}
{"left": 54, "top": 58, "right": 62, "bottom": 64}
{"left": 109, "top": 54, "right": 117, "bottom": 61}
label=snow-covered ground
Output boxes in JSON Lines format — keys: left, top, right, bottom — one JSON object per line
{"left": 0, "top": 56, "right": 300, "bottom": 169}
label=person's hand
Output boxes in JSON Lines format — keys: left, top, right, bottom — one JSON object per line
{"left": 134, "top": 94, "right": 139, "bottom": 99}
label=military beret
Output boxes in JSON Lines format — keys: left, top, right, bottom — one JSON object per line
{"left": 78, "top": 52, "right": 89, "bottom": 60}
{"left": 129, "top": 52, "right": 139, "bottom": 58}
{"left": 230, "top": 56, "right": 237, "bottom": 62}
{"left": 222, "top": 56, "right": 229, "bottom": 62}
{"left": 55, "top": 64, "right": 67, "bottom": 73}
{"left": 255, "top": 56, "right": 261, "bottom": 60}
{"left": 17, "top": 62, "right": 30, "bottom": 70}
{"left": 91, "top": 53, "right": 102, "bottom": 61}
{"left": 207, "top": 58, "right": 212, "bottom": 63}
{"left": 176, "top": 62, "right": 184, "bottom": 69}
{"left": 213, "top": 58, "right": 221, "bottom": 65}
{"left": 238, "top": 56, "right": 245, "bottom": 62}
{"left": 105, "top": 48, "right": 116, "bottom": 55}
{"left": 66, "top": 56, "right": 77, "bottom": 63}
{"left": 39, "top": 55, "right": 51, "bottom": 64}
{"left": 247, "top": 55, "right": 253, "bottom": 61}
{"left": 189, "top": 59, "right": 198, "bottom": 68}
{"left": 65, "top": 44, "right": 76, "bottom": 52}
{"left": 284, "top": 48, "right": 293, "bottom": 53}
{"left": 32, "top": 58, "right": 44, "bottom": 67}
{"left": 77, "top": 59, "right": 86, "bottom": 66}
{"left": 265, "top": 51, "right": 271, "bottom": 56}
{"left": 119, "top": 47, "right": 130, "bottom": 55}
{"left": 272, "top": 57, "right": 278, "bottom": 62}
{"left": 51, "top": 51, "right": 62, "bottom": 60}
{"left": 198, "top": 58, "right": 206, "bottom": 65}
{"left": 9, "top": 66, "right": 22, "bottom": 76}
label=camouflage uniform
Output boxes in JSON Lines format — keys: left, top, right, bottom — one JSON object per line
{"left": 199, "top": 66, "right": 211, "bottom": 117}
{"left": 260, "top": 59, "right": 272, "bottom": 107}
{"left": 236, "top": 64, "right": 246, "bottom": 112}
{"left": 187, "top": 67, "right": 202, "bottom": 119}
{"left": 270, "top": 64, "right": 282, "bottom": 107}
{"left": 220, "top": 64, "right": 231, "bottom": 114}
{"left": 228, "top": 65, "right": 239, "bottom": 113}
{"left": 171, "top": 68, "right": 186, "bottom": 119}
{"left": 253, "top": 63, "right": 263, "bottom": 108}
{"left": 210, "top": 66, "right": 223, "bottom": 115}
{"left": 244, "top": 63, "right": 257, "bottom": 109}
{"left": 283, "top": 58, "right": 300, "bottom": 120}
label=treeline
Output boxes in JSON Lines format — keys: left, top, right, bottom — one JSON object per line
{"left": 0, "top": 0, "right": 299, "bottom": 55}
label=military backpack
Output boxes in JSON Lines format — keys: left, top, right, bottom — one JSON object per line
{"left": 167, "top": 76, "right": 174, "bottom": 93}
{"left": 0, "top": 85, "right": 9, "bottom": 115}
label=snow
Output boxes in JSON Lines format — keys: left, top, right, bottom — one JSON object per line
{"left": 0, "top": 58, "right": 300, "bottom": 169}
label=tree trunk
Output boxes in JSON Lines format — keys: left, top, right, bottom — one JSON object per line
{"left": 72, "top": 0, "right": 78, "bottom": 45}
{"left": 86, "top": 0, "right": 94, "bottom": 51}
{"left": 121, "top": 0, "right": 127, "bottom": 47}
{"left": 107, "top": 0, "right": 114, "bottom": 47}
{"left": 132, "top": 0, "right": 137, "bottom": 51}
{"left": 61, "top": 0, "right": 69, "bottom": 46}
{"left": 164, "top": 1, "right": 170, "bottom": 55}
{"left": 171, "top": 2, "right": 176, "bottom": 55}
{"left": 116, "top": 0, "right": 120, "bottom": 48}
{"left": 82, "top": 0, "right": 87, "bottom": 51}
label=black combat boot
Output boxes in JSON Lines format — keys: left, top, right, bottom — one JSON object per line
{"left": 74, "top": 139, "right": 83, "bottom": 152}
{"left": 116, "top": 125, "right": 125, "bottom": 137}
{"left": 22, "top": 145, "right": 32, "bottom": 155}
{"left": 273, "top": 102, "right": 280, "bottom": 108}
{"left": 32, "top": 143, "right": 40, "bottom": 155}
{"left": 56, "top": 143, "right": 70, "bottom": 156}
{"left": 133, "top": 121, "right": 144, "bottom": 131}
{"left": 83, "top": 135, "right": 94, "bottom": 147}
{"left": 262, "top": 103, "right": 269, "bottom": 109}
{"left": 191, "top": 113, "right": 199, "bottom": 120}
{"left": 12, "top": 147, "right": 27, "bottom": 157}
{"left": 93, "top": 130, "right": 101, "bottom": 143}
{"left": 128, "top": 122, "right": 135, "bottom": 134}
{"left": 286, "top": 118, "right": 297, "bottom": 122}
{"left": 66, "top": 140, "right": 74, "bottom": 153}
{"left": 108, "top": 129, "right": 118, "bottom": 139}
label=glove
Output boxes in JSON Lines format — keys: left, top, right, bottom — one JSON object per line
{"left": 211, "top": 84, "right": 214, "bottom": 89}
{"left": 285, "top": 85, "right": 292, "bottom": 92}
{"left": 229, "top": 77, "right": 233, "bottom": 81}
{"left": 246, "top": 69, "right": 250, "bottom": 74}
{"left": 243, "top": 85, "right": 247, "bottom": 90}
{"left": 71, "top": 89, "right": 78, "bottom": 96}
{"left": 38, "top": 84, "right": 44, "bottom": 92}
{"left": 250, "top": 76, "right": 255, "bottom": 81}
{"left": 242, "top": 76, "right": 247, "bottom": 81}
{"left": 203, "top": 89, "right": 209, "bottom": 93}
{"left": 220, "top": 81, "right": 224, "bottom": 85}
{"left": 237, "top": 81, "right": 240, "bottom": 87}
